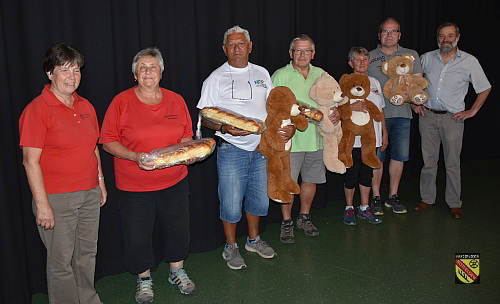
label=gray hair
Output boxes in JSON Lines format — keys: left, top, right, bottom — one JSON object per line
{"left": 289, "top": 34, "right": 315, "bottom": 51}
{"left": 379, "top": 17, "right": 401, "bottom": 32}
{"left": 347, "top": 47, "right": 370, "bottom": 62}
{"left": 223, "top": 25, "right": 251, "bottom": 45}
{"left": 132, "top": 47, "right": 164, "bottom": 75}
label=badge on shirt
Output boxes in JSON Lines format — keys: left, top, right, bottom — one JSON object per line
{"left": 254, "top": 80, "right": 268, "bottom": 89}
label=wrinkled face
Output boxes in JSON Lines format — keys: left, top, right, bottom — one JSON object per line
{"left": 223, "top": 32, "right": 252, "bottom": 68}
{"left": 379, "top": 19, "right": 401, "bottom": 48}
{"left": 349, "top": 54, "right": 369, "bottom": 75}
{"left": 438, "top": 25, "right": 460, "bottom": 53}
{"left": 135, "top": 56, "right": 162, "bottom": 88}
{"left": 289, "top": 40, "right": 315, "bottom": 70}
{"left": 47, "top": 62, "right": 81, "bottom": 97}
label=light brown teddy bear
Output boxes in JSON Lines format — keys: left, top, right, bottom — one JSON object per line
{"left": 381, "top": 53, "right": 428, "bottom": 106}
{"left": 338, "top": 73, "right": 383, "bottom": 169}
{"left": 309, "top": 72, "right": 349, "bottom": 174}
{"left": 258, "top": 86, "right": 308, "bottom": 203}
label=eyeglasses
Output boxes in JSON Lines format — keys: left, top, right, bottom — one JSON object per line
{"left": 231, "top": 80, "right": 253, "bottom": 100}
{"left": 380, "top": 29, "right": 400, "bottom": 35}
{"left": 292, "top": 49, "right": 313, "bottom": 55}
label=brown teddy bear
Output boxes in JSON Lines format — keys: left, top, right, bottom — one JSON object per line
{"left": 258, "top": 86, "right": 309, "bottom": 203}
{"left": 309, "top": 72, "right": 349, "bottom": 174}
{"left": 338, "top": 73, "right": 383, "bottom": 169}
{"left": 381, "top": 53, "right": 429, "bottom": 106}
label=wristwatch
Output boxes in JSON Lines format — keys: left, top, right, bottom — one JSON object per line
{"left": 220, "top": 124, "right": 226, "bottom": 134}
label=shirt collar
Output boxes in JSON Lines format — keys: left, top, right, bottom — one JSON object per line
{"left": 377, "top": 44, "right": 400, "bottom": 55}
{"left": 288, "top": 61, "right": 312, "bottom": 74}
{"left": 436, "top": 47, "right": 461, "bottom": 62}
{"left": 41, "top": 84, "right": 82, "bottom": 107}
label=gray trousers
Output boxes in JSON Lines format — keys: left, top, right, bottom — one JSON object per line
{"left": 419, "top": 111, "right": 464, "bottom": 208}
{"left": 34, "top": 186, "right": 101, "bottom": 304}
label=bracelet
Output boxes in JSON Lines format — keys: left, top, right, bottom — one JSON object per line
{"left": 220, "top": 124, "right": 226, "bottom": 134}
{"left": 98, "top": 176, "right": 104, "bottom": 181}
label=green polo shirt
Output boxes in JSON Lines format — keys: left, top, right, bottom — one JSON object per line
{"left": 271, "top": 62, "right": 325, "bottom": 152}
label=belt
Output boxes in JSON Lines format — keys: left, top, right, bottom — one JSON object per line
{"left": 426, "top": 108, "right": 448, "bottom": 114}
{"left": 216, "top": 136, "right": 231, "bottom": 146}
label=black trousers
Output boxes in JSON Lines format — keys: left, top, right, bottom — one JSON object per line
{"left": 343, "top": 148, "right": 373, "bottom": 189}
{"left": 118, "top": 177, "right": 190, "bottom": 275}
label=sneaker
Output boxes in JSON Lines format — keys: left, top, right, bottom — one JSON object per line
{"left": 135, "top": 277, "right": 154, "bottom": 304}
{"left": 168, "top": 268, "right": 196, "bottom": 295}
{"left": 371, "top": 196, "right": 384, "bottom": 215}
{"left": 343, "top": 208, "right": 356, "bottom": 225}
{"left": 357, "top": 206, "right": 382, "bottom": 224}
{"left": 245, "top": 236, "right": 277, "bottom": 258}
{"left": 296, "top": 214, "right": 319, "bottom": 236}
{"left": 384, "top": 195, "right": 408, "bottom": 214}
{"left": 222, "top": 243, "right": 247, "bottom": 270}
{"left": 280, "top": 220, "right": 295, "bottom": 244}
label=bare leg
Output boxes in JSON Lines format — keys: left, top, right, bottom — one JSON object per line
{"left": 372, "top": 167, "right": 383, "bottom": 197}
{"left": 280, "top": 202, "right": 293, "bottom": 221}
{"left": 299, "top": 182, "right": 316, "bottom": 214}
{"left": 359, "top": 184, "right": 371, "bottom": 205}
{"left": 344, "top": 186, "right": 355, "bottom": 207}
{"left": 389, "top": 159, "right": 404, "bottom": 196}
{"left": 222, "top": 221, "right": 237, "bottom": 244}
{"left": 245, "top": 213, "right": 260, "bottom": 240}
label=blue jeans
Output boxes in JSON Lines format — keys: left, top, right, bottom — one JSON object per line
{"left": 217, "top": 142, "right": 268, "bottom": 223}
{"left": 380, "top": 117, "right": 411, "bottom": 162}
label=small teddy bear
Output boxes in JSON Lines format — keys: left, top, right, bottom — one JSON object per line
{"left": 338, "top": 73, "right": 383, "bottom": 169}
{"left": 381, "top": 53, "right": 428, "bottom": 106}
{"left": 258, "top": 86, "right": 308, "bottom": 203}
{"left": 308, "top": 72, "right": 349, "bottom": 174}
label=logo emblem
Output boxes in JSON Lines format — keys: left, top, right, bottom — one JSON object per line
{"left": 455, "top": 253, "right": 480, "bottom": 284}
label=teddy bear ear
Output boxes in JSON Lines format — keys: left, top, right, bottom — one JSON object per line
{"left": 381, "top": 62, "right": 389, "bottom": 75}
{"left": 309, "top": 83, "right": 318, "bottom": 100}
{"left": 339, "top": 73, "right": 348, "bottom": 85}
{"left": 403, "top": 54, "right": 415, "bottom": 62}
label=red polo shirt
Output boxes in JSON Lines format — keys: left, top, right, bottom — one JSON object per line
{"left": 99, "top": 87, "right": 193, "bottom": 191}
{"left": 19, "top": 85, "right": 99, "bottom": 194}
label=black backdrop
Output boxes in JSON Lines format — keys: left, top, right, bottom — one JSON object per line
{"left": 1, "top": 1, "right": 498, "bottom": 302}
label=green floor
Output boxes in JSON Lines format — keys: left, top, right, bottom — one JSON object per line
{"left": 32, "top": 159, "right": 500, "bottom": 303}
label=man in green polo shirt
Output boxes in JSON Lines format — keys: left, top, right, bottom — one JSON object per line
{"left": 271, "top": 34, "right": 339, "bottom": 244}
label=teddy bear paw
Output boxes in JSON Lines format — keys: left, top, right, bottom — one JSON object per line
{"left": 413, "top": 94, "right": 428, "bottom": 105}
{"left": 390, "top": 95, "right": 404, "bottom": 106}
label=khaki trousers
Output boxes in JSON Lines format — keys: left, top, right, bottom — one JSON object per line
{"left": 419, "top": 112, "right": 464, "bottom": 208}
{"left": 34, "top": 186, "right": 101, "bottom": 304}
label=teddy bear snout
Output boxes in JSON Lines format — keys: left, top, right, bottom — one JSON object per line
{"left": 350, "top": 86, "right": 365, "bottom": 97}
{"left": 290, "top": 104, "right": 301, "bottom": 116}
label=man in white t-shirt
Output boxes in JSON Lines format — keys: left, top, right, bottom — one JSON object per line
{"left": 197, "top": 25, "right": 295, "bottom": 270}
{"left": 342, "top": 47, "right": 388, "bottom": 226}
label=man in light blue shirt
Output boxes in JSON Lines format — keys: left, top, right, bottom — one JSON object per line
{"left": 413, "top": 22, "right": 491, "bottom": 219}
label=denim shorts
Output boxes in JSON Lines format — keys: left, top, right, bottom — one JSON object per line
{"left": 216, "top": 142, "right": 269, "bottom": 223}
{"left": 376, "top": 147, "right": 385, "bottom": 162}
{"left": 379, "top": 117, "right": 411, "bottom": 162}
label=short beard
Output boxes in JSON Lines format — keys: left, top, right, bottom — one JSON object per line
{"left": 438, "top": 41, "right": 457, "bottom": 53}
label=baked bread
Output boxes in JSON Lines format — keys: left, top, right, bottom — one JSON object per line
{"left": 143, "top": 138, "right": 216, "bottom": 168}
{"left": 299, "top": 105, "right": 323, "bottom": 122}
{"left": 200, "top": 107, "right": 263, "bottom": 133}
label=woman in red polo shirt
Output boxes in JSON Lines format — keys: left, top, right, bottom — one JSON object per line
{"left": 100, "top": 47, "right": 195, "bottom": 304}
{"left": 19, "top": 43, "right": 107, "bottom": 304}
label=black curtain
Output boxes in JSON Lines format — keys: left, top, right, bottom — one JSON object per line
{"left": 1, "top": 1, "right": 498, "bottom": 302}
